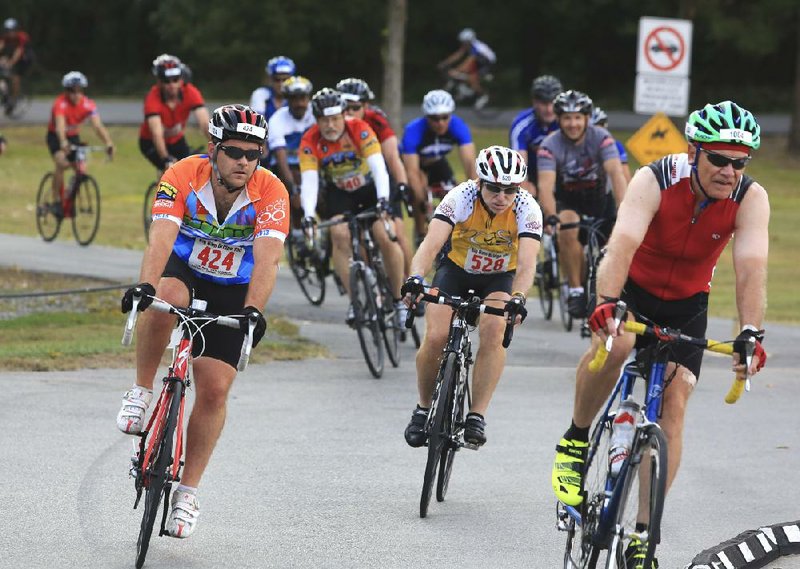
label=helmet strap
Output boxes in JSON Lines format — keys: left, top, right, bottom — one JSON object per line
{"left": 690, "top": 143, "right": 713, "bottom": 203}
{"left": 211, "top": 143, "right": 246, "bottom": 194}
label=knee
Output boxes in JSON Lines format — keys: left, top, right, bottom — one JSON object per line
{"left": 196, "top": 382, "right": 230, "bottom": 408}
{"left": 155, "top": 278, "right": 190, "bottom": 307}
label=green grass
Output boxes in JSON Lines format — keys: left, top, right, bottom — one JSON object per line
{"left": 2, "top": 124, "right": 799, "bottom": 324}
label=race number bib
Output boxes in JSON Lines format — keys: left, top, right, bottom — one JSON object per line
{"left": 465, "top": 248, "right": 510, "bottom": 274}
{"left": 335, "top": 173, "right": 367, "bottom": 191}
{"left": 188, "top": 237, "right": 244, "bottom": 278}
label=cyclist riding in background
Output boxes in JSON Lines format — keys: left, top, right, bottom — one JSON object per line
{"left": 338, "top": 76, "right": 413, "bottom": 279}
{"left": 0, "top": 17, "right": 34, "bottom": 116}
{"left": 299, "top": 88, "right": 405, "bottom": 325}
{"left": 592, "top": 105, "right": 632, "bottom": 184}
{"left": 0, "top": 133, "right": 6, "bottom": 155}
{"left": 401, "top": 146, "right": 541, "bottom": 447}
{"left": 267, "top": 75, "right": 315, "bottom": 229}
{"left": 401, "top": 89, "right": 477, "bottom": 245}
{"left": 551, "top": 101, "right": 768, "bottom": 568}
{"left": 118, "top": 104, "right": 289, "bottom": 539}
{"left": 437, "top": 28, "right": 495, "bottom": 110}
{"left": 139, "top": 54, "right": 210, "bottom": 172}
{"left": 509, "top": 74, "right": 562, "bottom": 197}
{"left": 536, "top": 89, "right": 627, "bottom": 319}
{"left": 249, "top": 55, "right": 295, "bottom": 121}
{"left": 46, "top": 71, "right": 114, "bottom": 209}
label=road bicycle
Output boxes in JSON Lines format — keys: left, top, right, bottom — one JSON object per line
{"left": 318, "top": 207, "right": 402, "bottom": 378}
{"left": 285, "top": 222, "right": 342, "bottom": 306}
{"left": 35, "top": 144, "right": 108, "bottom": 246}
{"left": 406, "top": 288, "right": 515, "bottom": 518}
{"left": 0, "top": 63, "right": 32, "bottom": 119}
{"left": 557, "top": 301, "right": 753, "bottom": 568}
{"left": 122, "top": 289, "right": 257, "bottom": 569}
{"left": 143, "top": 149, "right": 205, "bottom": 241}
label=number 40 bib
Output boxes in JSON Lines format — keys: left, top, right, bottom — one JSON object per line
{"left": 188, "top": 237, "right": 245, "bottom": 278}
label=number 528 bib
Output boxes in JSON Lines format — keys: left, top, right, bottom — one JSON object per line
{"left": 465, "top": 248, "right": 510, "bottom": 274}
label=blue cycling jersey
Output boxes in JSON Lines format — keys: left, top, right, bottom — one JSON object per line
{"left": 509, "top": 108, "right": 559, "bottom": 182}
{"left": 400, "top": 114, "right": 472, "bottom": 165}
{"left": 615, "top": 140, "right": 628, "bottom": 163}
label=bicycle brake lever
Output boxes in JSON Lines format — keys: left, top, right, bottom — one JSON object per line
{"left": 604, "top": 300, "right": 627, "bottom": 352}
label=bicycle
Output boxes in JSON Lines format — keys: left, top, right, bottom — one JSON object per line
{"left": 35, "top": 144, "right": 107, "bottom": 246}
{"left": 143, "top": 148, "right": 205, "bottom": 241}
{"left": 556, "top": 301, "right": 753, "bottom": 568}
{"left": 285, "top": 222, "right": 344, "bottom": 307}
{"left": 0, "top": 63, "right": 32, "bottom": 119}
{"left": 440, "top": 68, "right": 501, "bottom": 118}
{"left": 535, "top": 227, "right": 559, "bottom": 321}
{"left": 405, "top": 287, "right": 515, "bottom": 518}
{"left": 318, "top": 207, "right": 401, "bottom": 378}
{"left": 121, "top": 288, "right": 257, "bottom": 569}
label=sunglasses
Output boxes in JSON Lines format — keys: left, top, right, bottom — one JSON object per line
{"left": 483, "top": 182, "right": 519, "bottom": 196}
{"left": 345, "top": 104, "right": 363, "bottom": 112}
{"left": 162, "top": 77, "right": 182, "bottom": 84}
{"left": 700, "top": 148, "right": 751, "bottom": 170}
{"left": 219, "top": 144, "right": 262, "bottom": 162}
{"left": 427, "top": 114, "right": 450, "bottom": 123}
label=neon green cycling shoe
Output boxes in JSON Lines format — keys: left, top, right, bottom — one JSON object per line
{"left": 551, "top": 437, "right": 589, "bottom": 506}
{"left": 624, "top": 536, "right": 658, "bottom": 569}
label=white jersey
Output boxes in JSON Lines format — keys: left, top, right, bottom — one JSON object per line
{"left": 267, "top": 106, "right": 315, "bottom": 167}
{"left": 469, "top": 39, "right": 496, "bottom": 64}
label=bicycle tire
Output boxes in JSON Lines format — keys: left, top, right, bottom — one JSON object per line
{"left": 559, "top": 280, "right": 573, "bottom": 332}
{"left": 2, "top": 82, "right": 32, "bottom": 120}
{"left": 584, "top": 227, "right": 606, "bottom": 317}
{"left": 420, "top": 351, "right": 457, "bottom": 518}
{"left": 375, "top": 263, "right": 400, "bottom": 367}
{"left": 35, "top": 172, "right": 62, "bottom": 242}
{"left": 436, "top": 355, "right": 465, "bottom": 502}
{"left": 410, "top": 319, "right": 421, "bottom": 348}
{"left": 72, "top": 175, "right": 101, "bottom": 246}
{"left": 143, "top": 181, "right": 157, "bottom": 242}
{"left": 135, "top": 384, "right": 182, "bottom": 569}
{"left": 536, "top": 237, "right": 556, "bottom": 320}
{"left": 286, "top": 233, "right": 326, "bottom": 306}
{"left": 605, "top": 424, "right": 667, "bottom": 569}
{"left": 350, "top": 264, "right": 384, "bottom": 378}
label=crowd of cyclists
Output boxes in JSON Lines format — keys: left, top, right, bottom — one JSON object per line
{"left": 1, "top": 17, "right": 772, "bottom": 565}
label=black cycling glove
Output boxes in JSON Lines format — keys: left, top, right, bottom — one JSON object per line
{"left": 401, "top": 275, "right": 425, "bottom": 298}
{"left": 121, "top": 283, "right": 156, "bottom": 313}
{"left": 506, "top": 293, "right": 528, "bottom": 324}
{"left": 241, "top": 306, "right": 267, "bottom": 348}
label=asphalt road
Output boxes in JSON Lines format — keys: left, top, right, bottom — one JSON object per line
{"left": 1, "top": 234, "right": 799, "bottom": 568}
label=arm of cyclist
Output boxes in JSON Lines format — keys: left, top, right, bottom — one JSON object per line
{"left": 381, "top": 135, "right": 409, "bottom": 185}
{"left": 299, "top": 168, "right": 319, "bottom": 221}
{"left": 240, "top": 236, "right": 283, "bottom": 346}
{"left": 193, "top": 106, "right": 212, "bottom": 142}
{"left": 732, "top": 180, "right": 770, "bottom": 375}
{"left": 536, "top": 168, "right": 558, "bottom": 224}
{"left": 506, "top": 236, "right": 539, "bottom": 325}
{"left": 367, "top": 151, "right": 390, "bottom": 203}
{"left": 590, "top": 167, "right": 661, "bottom": 339}
{"left": 54, "top": 114, "right": 70, "bottom": 152}
{"left": 458, "top": 142, "right": 478, "bottom": 179}
{"left": 401, "top": 152, "right": 427, "bottom": 206}
{"left": 89, "top": 113, "right": 115, "bottom": 159}
{"left": 146, "top": 115, "right": 173, "bottom": 167}
{"left": 122, "top": 219, "right": 181, "bottom": 312}
{"left": 437, "top": 45, "right": 467, "bottom": 69}
{"left": 402, "top": 218, "right": 453, "bottom": 304}
{"left": 603, "top": 156, "right": 627, "bottom": 208}
{"left": 271, "top": 148, "right": 296, "bottom": 193}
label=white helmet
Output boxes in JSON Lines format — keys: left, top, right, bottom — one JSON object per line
{"left": 422, "top": 89, "right": 455, "bottom": 116}
{"left": 458, "top": 28, "right": 476, "bottom": 42}
{"left": 476, "top": 146, "right": 527, "bottom": 186}
{"left": 62, "top": 71, "right": 88, "bottom": 89}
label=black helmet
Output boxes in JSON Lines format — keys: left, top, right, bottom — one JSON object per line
{"left": 553, "top": 90, "right": 593, "bottom": 116}
{"left": 336, "top": 77, "right": 375, "bottom": 103}
{"left": 208, "top": 104, "right": 267, "bottom": 144}
{"left": 531, "top": 75, "right": 562, "bottom": 102}
{"left": 311, "top": 88, "right": 344, "bottom": 118}
{"left": 152, "top": 53, "right": 183, "bottom": 81}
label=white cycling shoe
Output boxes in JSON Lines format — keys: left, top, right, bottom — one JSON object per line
{"left": 116, "top": 386, "right": 153, "bottom": 435}
{"left": 166, "top": 490, "right": 200, "bottom": 538}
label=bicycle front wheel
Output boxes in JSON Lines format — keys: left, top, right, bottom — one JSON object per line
{"left": 350, "top": 264, "right": 384, "bottom": 378}
{"left": 376, "top": 265, "right": 400, "bottom": 367}
{"left": 135, "top": 386, "right": 182, "bottom": 569}
{"left": 559, "top": 279, "right": 573, "bottom": 332}
{"left": 286, "top": 233, "right": 326, "bottom": 305}
{"left": 35, "top": 172, "right": 62, "bottom": 242}
{"left": 437, "top": 355, "right": 465, "bottom": 502}
{"left": 536, "top": 240, "right": 556, "bottom": 320}
{"left": 143, "top": 181, "right": 157, "bottom": 242}
{"left": 605, "top": 424, "right": 667, "bottom": 569}
{"left": 72, "top": 175, "right": 100, "bottom": 246}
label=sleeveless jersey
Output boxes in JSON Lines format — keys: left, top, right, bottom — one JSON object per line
{"left": 363, "top": 107, "right": 396, "bottom": 143}
{"left": 629, "top": 154, "right": 754, "bottom": 300}
{"left": 47, "top": 93, "right": 97, "bottom": 136}
{"left": 266, "top": 105, "right": 315, "bottom": 168}
{"left": 151, "top": 155, "right": 290, "bottom": 285}
{"left": 139, "top": 83, "right": 205, "bottom": 144}
{"left": 400, "top": 115, "right": 472, "bottom": 166}
{"left": 433, "top": 180, "right": 542, "bottom": 274}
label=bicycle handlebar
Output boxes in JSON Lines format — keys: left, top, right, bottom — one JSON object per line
{"left": 404, "top": 288, "right": 516, "bottom": 348}
{"left": 122, "top": 292, "right": 256, "bottom": 372}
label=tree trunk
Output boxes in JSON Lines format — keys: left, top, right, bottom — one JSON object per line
{"left": 382, "top": 0, "right": 406, "bottom": 128}
{"left": 789, "top": 7, "right": 800, "bottom": 151}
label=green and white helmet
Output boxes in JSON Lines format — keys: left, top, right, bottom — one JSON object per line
{"left": 684, "top": 100, "right": 760, "bottom": 150}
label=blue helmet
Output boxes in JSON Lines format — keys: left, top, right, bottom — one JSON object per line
{"left": 266, "top": 56, "right": 296, "bottom": 77}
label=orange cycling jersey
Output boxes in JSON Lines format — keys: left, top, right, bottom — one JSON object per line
{"left": 47, "top": 93, "right": 98, "bottom": 137}
{"left": 298, "top": 118, "right": 382, "bottom": 192}
{"left": 152, "top": 155, "right": 290, "bottom": 285}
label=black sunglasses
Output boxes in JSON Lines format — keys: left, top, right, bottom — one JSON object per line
{"left": 345, "top": 104, "right": 363, "bottom": 112}
{"left": 162, "top": 77, "right": 182, "bottom": 84}
{"left": 700, "top": 148, "right": 751, "bottom": 170}
{"left": 483, "top": 181, "right": 519, "bottom": 196}
{"left": 219, "top": 144, "right": 261, "bottom": 162}
{"left": 427, "top": 114, "right": 450, "bottom": 123}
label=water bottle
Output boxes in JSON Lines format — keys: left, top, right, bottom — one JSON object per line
{"left": 608, "top": 397, "right": 640, "bottom": 478}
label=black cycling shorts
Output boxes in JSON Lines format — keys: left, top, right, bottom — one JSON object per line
{"left": 139, "top": 136, "right": 192, "bottom": 170}
{"left": 432, "top": 257, "right": 514, "bottom": 300}
{"left": 323, "top": 183, "right": 378, "bottom": 219}
{"left": 622, "top": 279, "right": 709, "bottom": 379}
{"left": 556, "top": 183, "right": 611, "bottom": 219}
{"left": 557, "top": 191, "right": 615, "bottom": 246}
{"left": 421, "top": 158, "right": 456, "bottom": 188}
{"left": 162, "top": 253, "right": 249, "bottom": 370}
{"left": 46, "top": 132, "right": 81, "bottom": 159}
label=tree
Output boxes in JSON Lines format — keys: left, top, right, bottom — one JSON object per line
{"left": 382, "top": 0, "right": 406, "bottom": 127}
{"left": 790, "top": 7, "right": 800, "bottom": 151}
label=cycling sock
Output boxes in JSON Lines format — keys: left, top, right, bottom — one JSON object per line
{"left": 568, "top": 286, "right": 585, "bottom": 295}
{"left": 133, "top": 384, "right": 153, "bottom": 395}
{"left": 467, "top": 412, "right": 485, "bottom": 421}
{"left": 176, "top": 484, "right": 197, "bottom": 496}
{"left": 635, "top": 522, "right": 648, "bottom": 533}
{"left": 564, "top": 421, "right": 590, "bottom": 442}
{"left": 416, "top": 404, "right": 430, "bottom": 412}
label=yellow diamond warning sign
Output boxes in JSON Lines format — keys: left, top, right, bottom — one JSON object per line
{"left": 625, "top": 112, "right": 687, "bottom": 166}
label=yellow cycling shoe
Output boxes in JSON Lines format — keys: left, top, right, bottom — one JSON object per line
{"left": 552, "top": 437, "right": 589, "bottom": 506}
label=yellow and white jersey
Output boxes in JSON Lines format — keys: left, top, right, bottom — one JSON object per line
{"left": 433, "top": 180, "right": 542, "bottom": 274}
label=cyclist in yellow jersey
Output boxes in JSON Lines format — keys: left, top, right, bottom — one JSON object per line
{"left": 401, "top": 146, "right": 542, "bottom": 446}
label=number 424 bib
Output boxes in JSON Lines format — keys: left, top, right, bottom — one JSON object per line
{"left": 188, "top": 237, "right": 245, "bottom": 279}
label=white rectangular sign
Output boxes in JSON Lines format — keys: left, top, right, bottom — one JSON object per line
{"left": 637, "top": 17, "right": 693, "bottom": 77}
{"left": 634, "top": 74, "right": 690, "bottom": 117}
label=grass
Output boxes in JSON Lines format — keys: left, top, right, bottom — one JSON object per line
{"left": 1, "top": 124, "right": 799, "bottom": 325}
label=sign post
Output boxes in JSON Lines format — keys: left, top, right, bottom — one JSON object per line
{"left": 634, "top": 17, "right": 693, "bottom": 117}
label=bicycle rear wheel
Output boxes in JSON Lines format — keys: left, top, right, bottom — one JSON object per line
{"left": 559, "top": 280, "right": 573, "bottom": 332}
{"left": 420, "top": 351, "right": 457, "bottom": 518}
{"left": 72, "top": 175, "right": 100, "bottom": 246}
{"left": 437, "top": 357, "right": 466, "bottom": 502}
{"left": 605, "top": 424, "right": 667, "bottom": 569}
{"left": 143, "top": 181, "right": 157, "bottom": 242}
{"left": 536, "top": 237, "right": 556, "bottom": 320}
{"left": 35, "top": 172, "right": 62, "bottom": 242}
{"left": 350, "top": 264, "right": 384, "bottom": 378}
{"left": 135, "top": 385, "right": 181, "bottom": 569}
{"left": 286, "top": 233, "right": 326, "bottom": 305}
